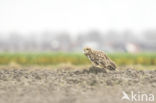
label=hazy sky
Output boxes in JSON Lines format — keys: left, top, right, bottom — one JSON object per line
{"left": 0, "top": 0, "right": 156, "bottom": 35}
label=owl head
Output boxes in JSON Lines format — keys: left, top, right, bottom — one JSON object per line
{"left": 83, "top": 47, "right": 92, "bottom": 55}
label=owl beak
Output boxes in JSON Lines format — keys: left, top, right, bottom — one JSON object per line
{"left": 83, "top": 50, "right": 86, "bottom": 54}
{"left": 83, "top": 48, "right": 86, "bottom": 52}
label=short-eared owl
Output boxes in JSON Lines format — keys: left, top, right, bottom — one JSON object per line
{"left": 83, "top": 47, "right": 117, "bottom": 70}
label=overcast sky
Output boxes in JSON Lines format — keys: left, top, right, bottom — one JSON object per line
{"left": 0, "top": 0, "right": 156, "bottom": 35}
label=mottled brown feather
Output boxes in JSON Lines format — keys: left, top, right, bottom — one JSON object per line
{"left": 83, "top": 47, "right": 117, "bottom": 70}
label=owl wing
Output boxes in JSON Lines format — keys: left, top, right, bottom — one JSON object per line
{"left": 94, "top": 51, "right": 108, "bottom": 67}
{"left": 97, "top": 51, "right": 109, "bottom": 62}
{"left": 99, "top": 52, "right": 117, "bottom": 70}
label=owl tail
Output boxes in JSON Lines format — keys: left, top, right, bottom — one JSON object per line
{"left": 107, "top": 61, "right": 117, "bottom": 70}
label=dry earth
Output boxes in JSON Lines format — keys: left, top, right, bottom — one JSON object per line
{"left": 0, "top": 66, "right": 156, "bottom": 103}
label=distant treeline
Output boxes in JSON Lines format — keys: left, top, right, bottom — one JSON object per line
{"left": 0, "top": 30, "right": 156, "bottom": 52}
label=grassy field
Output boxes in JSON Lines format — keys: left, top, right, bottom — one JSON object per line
{"left": 0, "top": 52, "right": 155, "bottom": 66}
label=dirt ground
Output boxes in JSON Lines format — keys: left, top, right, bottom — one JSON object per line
{"left": 0, "top": 66, "right": 156, "bottom": 103}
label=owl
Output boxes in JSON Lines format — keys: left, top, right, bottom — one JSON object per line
{"left": 83, "top": 47, "right": 117, "bottom": 70}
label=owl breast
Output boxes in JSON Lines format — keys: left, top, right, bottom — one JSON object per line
{"left": 88, "top": 54, "right": 100, "bottom": 65}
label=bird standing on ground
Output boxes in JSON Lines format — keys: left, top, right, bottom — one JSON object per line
{"left": 83, "top": 47, "right": 117, "bottom": 71}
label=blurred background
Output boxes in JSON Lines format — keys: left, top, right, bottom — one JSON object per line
{"left": 0, "top": 0, "right": 156, "bottom": 53}
{"left": 0, "top": 0, "right": 156, "bottom": 65}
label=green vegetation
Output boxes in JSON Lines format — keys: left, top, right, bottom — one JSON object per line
{"left": 0, "top": 52, "right": 155, "bottom": 65}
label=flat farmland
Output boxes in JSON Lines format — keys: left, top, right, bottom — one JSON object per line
{"left": 0, "top": 65, "right": 156, "bottom": 103}
{"left": 0, "top": 53, "right": 155, "bottom": 103}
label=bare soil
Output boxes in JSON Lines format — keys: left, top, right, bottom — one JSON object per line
{"left": 0, "top": 66, "right": 156, "bottom": 103}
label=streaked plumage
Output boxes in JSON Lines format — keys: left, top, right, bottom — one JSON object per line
{"left": 83, "top": 47, "right": 117, "bottom": 70}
